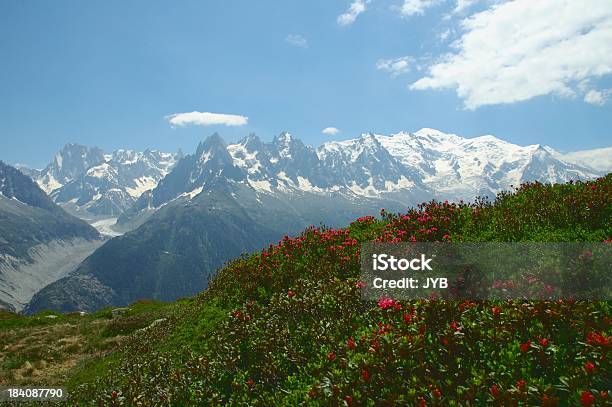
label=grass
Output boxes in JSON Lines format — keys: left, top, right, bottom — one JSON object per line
{"left": 0, "top": 299, "right": 183, "bottom": 387}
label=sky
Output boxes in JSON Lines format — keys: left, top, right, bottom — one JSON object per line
{"left": 1, "top": 0, "right": 611, "bottom": 168}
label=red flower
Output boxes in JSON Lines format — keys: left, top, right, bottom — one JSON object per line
{"left": 378, "top": 296, "right": 396, "bottom": 309}
{"left": 344, "top": 395, "right": 353, "bottom": 405}
{"left": 111, "top": 391, "right": 118, "bottom": 399}
{"left": 490, "top": 384, "right": 500, "bottom": 398}
{"left": 347, "top": 337, "right": 356, "bottom": 350}
{"left": 491, "top": 306, "right": 501, "bottom": 316}
{"left": 418, "top": 397, "right": 427, "bottom": 407}
{"left": 587, "top": 331, "right": 609, "bottom": 346}
{"left": 246, "top": 378, "right": 254, "bottom": 388}
{"left": 433, "top": 388, "right": 442, "bottom": 398}
{"left": 441, "top": 337, "right": 449, "bottom": 347}
{"left": 355, "top": 281, "right": 367, "bottom": 289}
{"left": 517, "top": 379, "right": 526, "bottom": 391}
{"left": 287, "top": 290, "right": 296, "bottom": 298}
{"left": 450, "top": 321, "right": 459, "bottom": 331}
{"left": 580, "top": 391, "right": 595, "bottom": 406}
{"left": 403, "top": 313, "right": 413, "bottom": 324}
{"left": 361, "top": 369, "right": 370, "bottom": 381}
{"left": 520, "top": 340, "right": 532, "bottom": 353}
{"left": 539, "top": 337, "right": 549, "bottom": 347}
{"left": 600, "top": 391, "right": 608, "bottom": 399}
{"left": 584, "top": 361, "right": 595, "bottom": 374}
{"left": 327, "top": 352, "right": 336, "bottom": 362}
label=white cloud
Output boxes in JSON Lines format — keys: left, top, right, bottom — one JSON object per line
{"left": 376, "top": 56, "right": 414, "bottom": 77}
{"left": 438, "top": 28, "right": 452, "bottom": 42}
{"left": 411, "top": 0, "right": 612, "bottom": 109}
{"left": 285, "top": 34, "right": 308, "bottom": 48}
{"left": 322, "top": 127, "right": 340, "bottom": 135}
{"left": 399, "top": 0, "right": 441, "bottom": 17}
{"left": 584, "top": 89, "right": 610, "bottom": 106}
{"left": 338, "top": 0, "right": 369, "bottom": 26}
{"left": 166, "top": 111, "right": 248, "bottom": 127}
{"left": 453, "top": 0, "right": 481, "bottom": 13}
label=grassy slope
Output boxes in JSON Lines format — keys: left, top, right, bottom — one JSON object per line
{"left": 0, "top": 300, "right": 186, "bottom": 388}
{"left": 1, "top": 175, "right": 610, "bottom": 405}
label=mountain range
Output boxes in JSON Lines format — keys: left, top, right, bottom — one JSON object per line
{"left": 123, "top": 128, "right": 608, "bottom": 221}
{"left": 12, "top": 128, "right": 611, "bottom": 313}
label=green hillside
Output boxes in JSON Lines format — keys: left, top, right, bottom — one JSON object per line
{"left": 2, "top": 175, "right": 610, "bottom": 405}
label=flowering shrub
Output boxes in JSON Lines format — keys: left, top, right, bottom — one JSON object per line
{"left": 70, "top": 175, "right": 611, "bottom": 405}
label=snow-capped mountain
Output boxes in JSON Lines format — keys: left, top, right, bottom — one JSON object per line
{"left": 372, "top": 128, "right": 605, "bottom": 201}
{"left": 120, "top": 128, "right": 604, "bottom": 226}
{"left": 37, "top": 144, "right": 106, "bottom": 194}
{"left": 27, "top": 144, "right": 180, "bottom": 220}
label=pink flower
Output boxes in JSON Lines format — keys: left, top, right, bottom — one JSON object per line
{"left": 287, "top": 290, "right": 296, "bottom": 298}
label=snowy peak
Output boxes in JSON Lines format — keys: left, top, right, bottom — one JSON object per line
{"left": 240, "top": 133, "right": 264, "bottom": 152}
{"left": 38, "top": 144, "right": 106, "bottom": 194}
{"left": 25, "top": 144, "right": 180, "bottom": 219}
{"left": 196, "top": 133, "right": 234, "bottom": 165}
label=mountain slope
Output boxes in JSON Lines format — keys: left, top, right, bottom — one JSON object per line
{"left": 49, "top": 174, "right": 611, "bottom": 405}
{"left": 25, "top": 185, "right": 281, "bottom": 313}
{"left": 0, "top": 161, "right": 102, "bottom": 311}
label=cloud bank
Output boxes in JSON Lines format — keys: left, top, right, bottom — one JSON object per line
{"left": 411, "top": 0, "right": 612, "bottom": 109}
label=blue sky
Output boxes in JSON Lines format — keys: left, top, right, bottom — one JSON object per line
{"left": 1, "top": 0, "right": 611, "bottom": 168}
